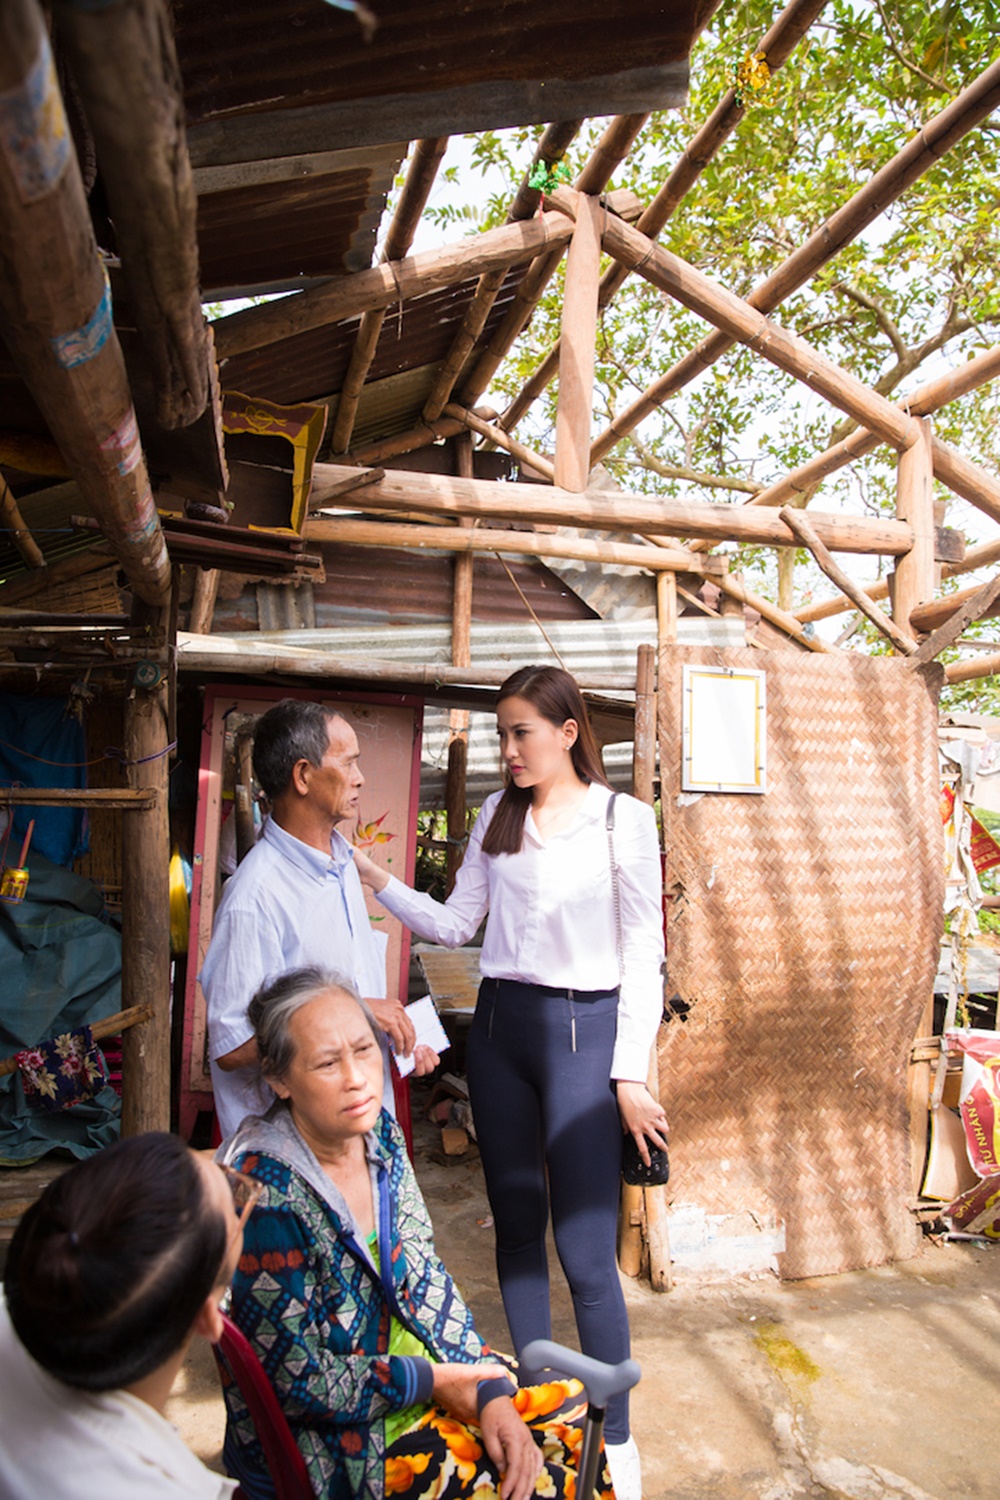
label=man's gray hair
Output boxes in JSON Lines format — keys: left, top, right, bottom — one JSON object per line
{"left": 247, "top": 966, "right": 381, "bottom": 1080}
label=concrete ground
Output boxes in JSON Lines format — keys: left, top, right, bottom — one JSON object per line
{"left": 168, "top": 1088, "right": 1000, "bottom": 1500}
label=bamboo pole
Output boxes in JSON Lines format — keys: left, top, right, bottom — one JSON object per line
{"left": 0, "top": 431, "right": 70, "bottom": 476}
{"left": 501, "top": 0, "right": 830, "bottom": 434}
{"left": 798, "top": 534, "right": 1000, "bottom": 628}
{"left": 176, "top": 634, "right": 639, "bottom": 691}
{"left": 456, "top": 116, "right": 649, "bottom": 411}
{"left": 715, "top": 568, "right": 832, "bottom": 653}
{"left": 0, "top": 2, "right": 171, "bottom": 607}
{"left": 445, "top": 434, "right": 475, "bottom": 894}
{"left": 308, "top": 461, "right": 915, "bottom": 556}
{"left": 589, "top": 54, "right": 1000, "bottom": 465}
{"left": 892, "top": 417, "right": 936, "bottom": 636}
{"left": 213, "top": 211, "right": 578, "bottom": 361}
{"left": 332, "top": 137, "right": 448, "bottom": 453}
{"left": 52, "top": 0, "right": 210, "bottom": 429}
{"left": 348, "top": 417, "right": 466, "bottom": 467}
{"left": 0, "top": 787, "right": 157, "bottom": 807}
{"left": 554, "top": 195, "right": 602, "bottom": 492}
{"left": 745, "top": 342, "right": 1000, "bottom": 516}
{"left": 945, "top": 650, "right": 1000, "bottom": 685}
{"left": 779, "top": 506, "right": 918, "bottom": 655}
{"left": 120, "top": 601, "right": 172, "bottom": 1134}
{"left": 0, "top": 1004, "right": 154, "bottom": 1079}
{"left": 306, "top": 515, "right": 712, "bottom": 574}
{"left": 443, "top": 404, "right": 554, "bottom": 481}
{"left": 910, "top": 575, "right": 1000, "bottom": 635}
{"left": 0, "top": 475, "right": 44, "bottom": 568}
{"left": 422, "top": 120, "right": 582, "bottom": 423}
{"left": 188, "top": 567, "right": 220, "bottom": 635}
{"left": 911, "top": 573, "right": 1000, "bottom": 664}
{"left": 575, "top": 193, "right": 924, "bottom": 456}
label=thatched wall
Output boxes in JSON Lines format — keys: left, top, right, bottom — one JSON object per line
{"left": 658, "top": 647, "right": 944, "bottom": 1278}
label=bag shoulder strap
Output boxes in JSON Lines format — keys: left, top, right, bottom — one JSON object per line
{"left": 606, "top": 793, "right": 623, "bottom": 973}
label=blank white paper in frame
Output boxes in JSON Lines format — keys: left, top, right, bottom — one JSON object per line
{"left": 681, "top": 664, "right": 767, "bottom": 794}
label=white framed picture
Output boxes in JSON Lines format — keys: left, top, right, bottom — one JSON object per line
{"left": 681, "top": 664, "right": 767, "bottom": 793}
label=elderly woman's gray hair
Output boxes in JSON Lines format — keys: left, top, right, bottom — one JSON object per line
{"left": 247, "top": 966, "right": 381, "bottom": 1079}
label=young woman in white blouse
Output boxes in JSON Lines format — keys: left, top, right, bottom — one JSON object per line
{"left": 352, "top": 665, "right": 667, "bottom": 1500}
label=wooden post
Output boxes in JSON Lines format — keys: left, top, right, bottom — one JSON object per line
{"left": 893, "top": 417, "right": 937, "bottom": 631}
{"left": 632, "top": 644, "right": 671, "bottom": 1290}
{"left": 120, "top": 604, "right": 172, "bottom": 1134}
{"left": 908, "top": 993, "right": 935, "bottom": 1197}
{"left": 657, "top": 571, "right": 678, "bottom": 648}
{"left": 445, "top": 434, "right": 474, "bottom": 893}
{"left": 554, "top": 194, "right": 602, "bottom": 492}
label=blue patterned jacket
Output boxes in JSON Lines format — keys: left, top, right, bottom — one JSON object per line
{"left": 219, "top": 1105, "right": 485, "bottom": 1500}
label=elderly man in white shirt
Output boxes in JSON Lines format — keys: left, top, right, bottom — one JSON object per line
{"left": 0, "top": 1131, "right": 249, "bottom": 1499}
{"left": 200, "top": 698, "right": 435, "bottom": 1139}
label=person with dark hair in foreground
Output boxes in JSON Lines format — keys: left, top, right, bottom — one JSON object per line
{"left": 0, "top": 1131, "right": 255, "bottom": 1499}
{"left": 352, "top": 665, "right": 668, "bottom": 1500}
{"left": 220, "top": 967, "right": 612, "bottom": 1500}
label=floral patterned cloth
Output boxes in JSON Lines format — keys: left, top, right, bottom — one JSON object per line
{"left": 15, "top": 1027, "right": 106, "bottom": 1112}
{"left": 220, "top": 1106, "right": 612, "bottom": 1500}
{"left": 386, "top": 1366, "right": 613, "bottom": 1500}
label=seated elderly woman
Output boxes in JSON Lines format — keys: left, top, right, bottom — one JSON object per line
{"left": 220, "top": 966, "right": 613, "bottom": 1500}
{"left": 0, "top": 1131, "right": 254, "bottom": 1500}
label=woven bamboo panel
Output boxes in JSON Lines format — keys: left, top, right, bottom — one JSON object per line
{"left": 658, "top": 647, "right": 944, "bottom": 1278}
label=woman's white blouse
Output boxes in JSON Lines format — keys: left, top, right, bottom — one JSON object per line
{"left": 376, "top": 781, "right": 665, "bottom": 1081}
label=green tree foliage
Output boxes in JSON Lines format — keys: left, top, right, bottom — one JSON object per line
{"left": 430, "top": 0, "right": 1000, "bottom": 707}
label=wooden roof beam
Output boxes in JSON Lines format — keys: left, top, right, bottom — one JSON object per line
{"left": 421, "top": 118, "right": 584, "bottom": 424}
{"left": 575, "top": 190, "right": 925, "bottom": 454}
{"left": 723, "top": 343, "right": 1000, "bottom": 546}
{"left": 910, "top": 572, "right": 1000, "bottom": 664}
{"left": 0, "top": 3, "right": 170, "bottom": 606}
{"left": 0, "top": 475, "right": 44, "bottom": 569}
{"left": 213, "top": 210, "right": 579, "bottom": 361}
{"left": 454, "top": 114, "right": 649, "bottom": 414}
{"left": 588, "top": 52, "right": 1000, "bottom": 465}
{"left": 501, "top": 0, "right": 831, "bottom": 435}
{"left": 331, "top": 137, "right": 449, "bottom": 454}
{"left": 442, "top": 404, "right": 554, "bottom": 481}
{"left": 53, "top": 0, "right": 211, "bottom": 430}
{"left": 797, "top": 534, "right": 1000, "bottom": 629}
{"left": 779, "top": 505, "right": 918, "bottom": 656}
{"left": 308, "top": 461, "right": 914, "bottom": 556}
{"left": 305, "top": 515, "right": 711, "bottom": 575}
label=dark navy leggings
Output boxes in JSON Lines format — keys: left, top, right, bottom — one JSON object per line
{"left": 466, "top": 977, "right": 631, "bottom": 1442}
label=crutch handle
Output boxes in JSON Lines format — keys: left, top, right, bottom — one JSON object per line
{"left": 519, "top": 1340, "right": 641, "bottom": 1410}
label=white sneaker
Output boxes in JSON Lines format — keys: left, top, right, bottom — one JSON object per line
{"left": 604, "top": 1435, "right": 642, "bottom": 1500}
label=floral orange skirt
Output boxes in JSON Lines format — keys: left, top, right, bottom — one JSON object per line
{"left": 385, "top": 1377, "right": 614, "bottom": 1500}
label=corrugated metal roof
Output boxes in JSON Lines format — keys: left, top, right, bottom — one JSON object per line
{"left": 207, "top": 545, "right": 598, "bottom": 630}
{"left": 196, "top": 150, "right": 403, "bottom": 292}
{"left": 175, "top": 1, "right": 697, "bottom": 139}
{"left": 216, "top": 262, "right": 529, "bottom": 426}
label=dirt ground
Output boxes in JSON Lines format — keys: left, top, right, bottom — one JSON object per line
{"left": 167, "top": 1088, "right": 1000, "bottom": 1500}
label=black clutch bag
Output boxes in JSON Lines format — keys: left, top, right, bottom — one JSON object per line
{"left": 621, "top": 1132, "right": 670, "bottom": 1188}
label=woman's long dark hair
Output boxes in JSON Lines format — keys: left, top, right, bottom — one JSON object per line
{"left": 482, "top": 665, "right": 610, "bottom": 857}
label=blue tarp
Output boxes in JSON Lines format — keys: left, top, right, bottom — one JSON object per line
{"left": 0, "top": 853, "right": 121, "bottom": 1165}
{"left": 0, "top": 691, "right": 88, "bottom": 866}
